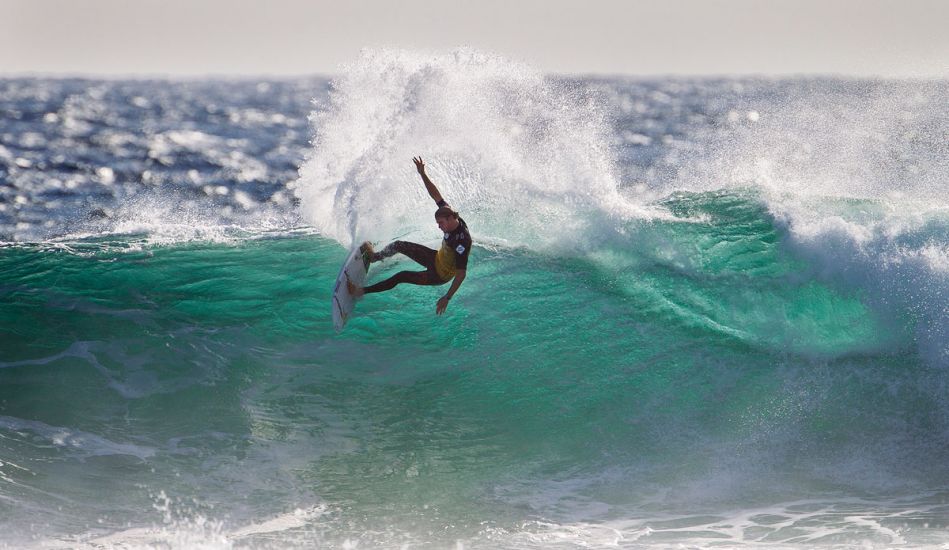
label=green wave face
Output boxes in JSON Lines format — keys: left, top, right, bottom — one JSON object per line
{"left": 2, "top": 190, "right": 945, "bottom": 547}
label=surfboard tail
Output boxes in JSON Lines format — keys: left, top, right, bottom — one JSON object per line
{"left": 332, "top": 243, "right": 373, "bottom": 331}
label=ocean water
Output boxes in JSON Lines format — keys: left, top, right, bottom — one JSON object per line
{"left": 1, "top": 50, "right": 948, "bottom": 548}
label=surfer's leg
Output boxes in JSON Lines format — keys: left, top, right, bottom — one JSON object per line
{"left": 362, "top": 270, "right": 440, "bottom": 294}
{"left": 372, "top": 241, "right": 437, "bottom": 269}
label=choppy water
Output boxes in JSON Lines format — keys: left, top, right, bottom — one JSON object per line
{"left": 1, "top": 50, "right": 948, "bottom": 548}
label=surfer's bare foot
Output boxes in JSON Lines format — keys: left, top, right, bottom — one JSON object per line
{"left": 360, "top": 241, "right": 378, "bottom": 263}
{"left": 347, "top": 279, "right": 364, "bottom": 298}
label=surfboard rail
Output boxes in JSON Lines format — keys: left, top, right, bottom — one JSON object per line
{"left": 331, "top": 243, "right": 372, "bottom": 331}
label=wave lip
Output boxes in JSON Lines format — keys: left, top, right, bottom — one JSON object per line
{"left": 769, "top": 197, "right": 949, "bottom": 369}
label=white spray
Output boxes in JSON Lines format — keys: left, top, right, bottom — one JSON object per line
{"left": 292, "top": 48, "right": 648, "bottom": 251}
{"left": 676, "top": 78, "right": 949, "bottom": 368}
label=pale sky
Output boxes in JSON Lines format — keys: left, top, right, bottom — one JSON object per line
{"left": 2, "top": 0, "right": 947, "bottom": 78}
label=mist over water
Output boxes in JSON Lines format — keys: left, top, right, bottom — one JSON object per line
{"left": 699, "top": 79, "right": 949, "bottom": 368}
{"left": 293, "top": 49, "right": 650, "bottom": 252}
{"left": 1, "top": 50, "right": 948, "bottom": 548}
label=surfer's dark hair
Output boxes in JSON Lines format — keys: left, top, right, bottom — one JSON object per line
{"left": 434, "top": 205, "right": 458, "bottom": 219}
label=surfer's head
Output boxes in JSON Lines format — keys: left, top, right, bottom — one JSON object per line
{"left": 435, "top": 205, "right": 459, "bottom": 220}
{"left": 435, "top": 205, "right": 460, "bottom": 232}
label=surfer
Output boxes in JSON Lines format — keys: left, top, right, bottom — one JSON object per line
{"left": 348, "top": 157, "right": 471, "bottom": 315}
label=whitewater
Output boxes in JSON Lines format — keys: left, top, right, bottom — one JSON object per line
{"left": 1, "top": 50, "right": 948, "bottom": 548}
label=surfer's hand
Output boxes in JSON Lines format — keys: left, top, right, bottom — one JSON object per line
{"left": 413, "top": 156, "right": 426, "bottom": 175}
{"left": 436, "top": 296, "right": 449, "bottom": 315}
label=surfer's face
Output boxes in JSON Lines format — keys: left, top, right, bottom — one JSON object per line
{"left": 436, "top": 216, "right": 458, "bottom": 233}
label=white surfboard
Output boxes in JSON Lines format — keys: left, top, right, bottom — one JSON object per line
{"left": 332, "top": 242, "right": 372, "bottom": 331}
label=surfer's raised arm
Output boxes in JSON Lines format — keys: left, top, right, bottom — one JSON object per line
{"left": 342, "top": 155, "right": 472, "bottom": 320}
{"left": 413, "top": 156, "right": 444, "bottom": 205}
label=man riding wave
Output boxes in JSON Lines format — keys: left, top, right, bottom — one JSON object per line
{"left": 348, "top": 157, "right": 471, "bottom": 315}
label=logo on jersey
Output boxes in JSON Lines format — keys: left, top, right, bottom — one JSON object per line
{"left": 455, "top": 244, "right": 466, "bottom": 254}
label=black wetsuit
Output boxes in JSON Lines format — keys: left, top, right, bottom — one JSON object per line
{"left": 362, "top": 207, "right": 471, "bottom": 294}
